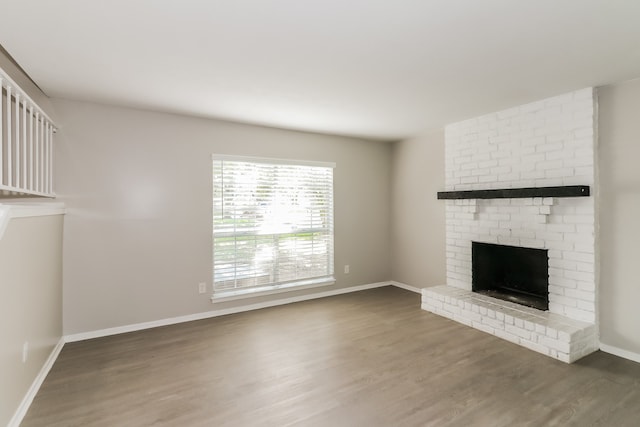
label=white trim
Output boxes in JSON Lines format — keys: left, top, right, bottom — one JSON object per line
{"left": 8, "top": 338, "right": 65, "bottom": 427}
{"left": 0, "top": 203, "right": 66, "bottom": 241}
{"left": 390, "top": 281, "right": 422, "bottom": 294}
{"left": 0, "top": 205, "right": 10, "bottom": 240}
{"left": 0, "top": 185, "right": 56, "bottom": 198}
{"left": 600, "top": 343, "right": 640, "bottom": 364}
{"left": 212, "top": 153, "right": 336, "bottom": 169}
{"left": 65, "top": 281, "right": 392, "bottom": 343}
{"left": 2, "top": 202, "right": 65, "bottom": 218}
{"left": 211, "top": 277, "right": 335, "bottom": 303}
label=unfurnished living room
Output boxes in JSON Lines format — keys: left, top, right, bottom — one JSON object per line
{"left": 2, "top": 1, "right": 640, "bottom": 426}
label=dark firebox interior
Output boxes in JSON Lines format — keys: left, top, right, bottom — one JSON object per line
{"left": 472, "top": 241, "right": 549, "bottom": 311}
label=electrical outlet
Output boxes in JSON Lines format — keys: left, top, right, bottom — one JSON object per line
{"left": 22, "top": 341, "right": 28, "bottom": 363}
{"left": 344, "top": 265, "right": 350, "bottom": 274}
{"left": 198, "top": 282, "right": 207, "bottom": 294}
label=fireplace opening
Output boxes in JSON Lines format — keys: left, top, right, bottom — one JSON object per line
{"left": 472, "top": 242, "right": 549, "bottom": 311}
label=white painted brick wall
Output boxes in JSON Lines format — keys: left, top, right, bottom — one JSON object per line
{"left": 444, "top": 88, "right": 597, "bottom": 324}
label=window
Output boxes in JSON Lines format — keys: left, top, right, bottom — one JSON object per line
{"left": 212, "top": 155, "right": 335, "bottom": 300}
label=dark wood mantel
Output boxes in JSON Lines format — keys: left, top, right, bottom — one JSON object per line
{"left": 437, "top": 185, "right": 590, "bottom": 200}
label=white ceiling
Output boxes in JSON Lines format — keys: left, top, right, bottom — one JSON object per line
{"left": 1, "top": 0, "right": 640, "bottom": 141}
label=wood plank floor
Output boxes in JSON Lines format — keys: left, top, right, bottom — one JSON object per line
{"left": 22, "top": 287, "right": 640, "bottom": 426}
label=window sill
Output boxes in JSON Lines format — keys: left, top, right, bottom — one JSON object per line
{"left": 211, "top": 277, "right": 335, "bottom": 303}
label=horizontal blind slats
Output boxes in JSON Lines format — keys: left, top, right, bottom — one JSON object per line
{"left": 213, "top": 158, "right": 334, "bottom": 295}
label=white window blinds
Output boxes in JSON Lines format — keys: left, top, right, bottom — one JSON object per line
{"left": 213, "top": 156, "right": 335, "bottom": 298}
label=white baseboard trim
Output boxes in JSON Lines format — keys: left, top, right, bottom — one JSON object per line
{"left": 8, "top": 337, "right": 65, "bottom": 427}
{"left": 600, "top": 343, "right": 640, "bottom": 364}
{"left": 65, "top": 281, "right": 393, "bottom": 343}
{"left": 390, "top": 281, "right": 422, "bottom": 294}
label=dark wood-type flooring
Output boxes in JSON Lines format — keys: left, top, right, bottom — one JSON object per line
{"left": 22, "top": 286, "right": 640, "bottom": 426}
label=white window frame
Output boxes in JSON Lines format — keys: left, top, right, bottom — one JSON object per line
{"left": 211, "top": 154, "right": 335, "bottom": 302}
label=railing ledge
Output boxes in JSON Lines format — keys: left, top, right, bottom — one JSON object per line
{"left": 0, "top": 202, "right": 65, "bottom": 241}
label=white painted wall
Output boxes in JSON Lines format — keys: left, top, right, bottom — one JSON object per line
{"left": 52, "top": 98, "right": 392, "bottom": 335}
{"left": 598, "top": 78, "right": 640, "bottom": 356}
{"left": 0, "top": 214, "right": 63, "bottom": 426}
{"left": 390, "top": 130, "right": 446, "bottom": 288}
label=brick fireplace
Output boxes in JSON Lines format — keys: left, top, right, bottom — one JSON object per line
{"left": 422, "top": 88, "right": 599, "bottom": 363}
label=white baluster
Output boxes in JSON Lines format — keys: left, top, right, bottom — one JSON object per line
{"left": 6, "top": 86, "right": 12, "bottom": 187}
{"left": 40, "top": 115, "right": 45, "bottom": 192}
{"left": 35, "top": 112, "right": 40, "bottom": 192}
{"left": 15, "top": 94, "right": 20, "bottom": 188}
{"left": 0, "top": 77, "right": 3, "bottom": 186}
{"left": 44, "top": 121, "right": 50, "bottom": 194}
{"left": 49, "top": 123, "right": 54, "bottom": 194}
{"left": 29, "top": 106, "right": 34, "bottom": 191}
{"left": 22, "top": 100, "right": 27, "bottom": 188}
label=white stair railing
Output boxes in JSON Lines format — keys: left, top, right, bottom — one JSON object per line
{"left": 1, "top": 66, "right": 56, "bottom": 197}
